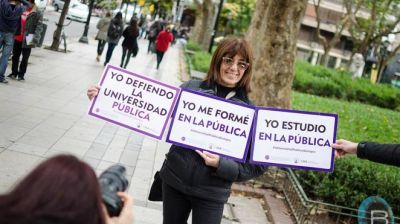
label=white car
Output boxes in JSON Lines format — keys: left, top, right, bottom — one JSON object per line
{"left": 67, "top": 3, "right": 89, "bottom": 23}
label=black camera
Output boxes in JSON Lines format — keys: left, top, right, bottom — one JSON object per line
{"left": 99, "top": 164, "right": 129, "bottom": 217}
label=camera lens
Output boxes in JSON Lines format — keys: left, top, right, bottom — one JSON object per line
{"left": 99, "top": 164, "right": 129, "bottom": 216}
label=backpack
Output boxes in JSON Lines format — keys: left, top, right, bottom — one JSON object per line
{"left": 148, "top": 28, "right": 157, "bottom": 39}
{"left": 108, "top": 21, "right": 122, "bottom": 39}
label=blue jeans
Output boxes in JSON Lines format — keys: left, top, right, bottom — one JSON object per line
{"left": 0, "top": 32, "right": 15, "bottom": 81}
{"left": 104, "top": 43, "right": 117, "bottom": 65}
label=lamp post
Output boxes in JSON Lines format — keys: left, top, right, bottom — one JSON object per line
{"left": 376, "top": 36, "right": 392, "bottom": 83}
{"left": 208, "top": 0, "right": 224, "bottom": 53}
{"left": 79, "top": 0, "right": 95, "bottom": 43}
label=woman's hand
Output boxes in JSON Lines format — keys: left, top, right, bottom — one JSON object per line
{"left": 106, "top": 192, "right": 134, "bottom": 224}
{"left": 87, "top": 85, "right": 100, "bottom": 100}
{"left": 331, "top": 139, "right": 358, "bottom": 158}
{"left": 195, "top": 150, "right": 220, "bottom": 168}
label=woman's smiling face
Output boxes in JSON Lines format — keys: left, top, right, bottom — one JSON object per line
{"left": 219, "top": 54, "right": 249, "bottom": 87}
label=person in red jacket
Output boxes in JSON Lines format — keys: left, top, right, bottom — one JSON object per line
{"left": 155, "top": 25, "right": 173, "bottom": 69}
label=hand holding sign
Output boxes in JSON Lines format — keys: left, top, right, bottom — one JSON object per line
{"left": 87, "top": 85, "right": 100, "bottom": 100}
{"left": 195, "top": 150, "right": 220, "bottom": 168}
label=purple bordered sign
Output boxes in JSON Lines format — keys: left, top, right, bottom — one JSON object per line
{"left": 251, "top": 108, "right": 338, "bottom": 172}
{"left": 166, "top": 89, "right": 255, "bottom": 162}
{"left": 88, "top": 64, "right": 180, "bottom": 140}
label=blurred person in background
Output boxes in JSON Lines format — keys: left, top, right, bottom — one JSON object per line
{"left": 104, "top": 12, "right": 123, "bottom": 66}
{"left": 155, "top": 25, "right": 173, "bottom": 69}
{"left": 146, "top": 19, "right": 161, "bottom": 54}
{"left": 0, "top": 0, "right": 31, "bottom": 83}
{"left": 120, "top": 18, "right": 139, "bottom": 69}
{"left": 95, "top": 11, "right": 111, "bottom": 62}
{"left": 8, "top": 0, "right": 43, "bottom": 81}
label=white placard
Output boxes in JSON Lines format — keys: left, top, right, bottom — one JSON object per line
{"left": 88, "top": 64, "right": 180, "bottom": 139}
{"left": 166, "top": 89, "right": 255, "bottom": 162}
{"left": 251, "top": 108, "right": 337, "bottom": 172}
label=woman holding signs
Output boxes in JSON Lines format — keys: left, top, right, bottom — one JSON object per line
{"left": 159, "top": 37, "right": 268, "bottom": 224}
{"left": 87, "top": 37, "right": 268, "bottom": 224}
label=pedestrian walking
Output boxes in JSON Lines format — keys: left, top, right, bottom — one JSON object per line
{"left": 138, "top": 14, "right": 148, "bottom": 39}
{"left": 8, "top": 0, "right": 43, "bottom": 81}
{"left": 155, "top": 25, "right": 173, "bottom": 69}
{"left": 147, "top": 20, "right": 161, "bottom": 54}
{"left": 0, "top": 0, "right": 31, "bottom": 84}
{"left": 95, "top": 11, "right": 111, "bottom": 62}
{"left": 104, "top": 12, "right": 123, "bottom": 66}
{"left": 120, "top": 19, "right": 139, "bottom": 69}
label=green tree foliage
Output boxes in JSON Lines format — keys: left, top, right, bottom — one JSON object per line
{"left": 96, "top": 0, "right": 118, "bottom": 10}
{"left": 219, "top": 0, "right": 256, "bottom": 35}
{"left": 347, "top": 0, "right": 400, "bottom": 61}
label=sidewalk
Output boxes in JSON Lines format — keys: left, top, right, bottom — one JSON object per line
{"left": 0, "top": 38, "right": 270, "bottom": 224}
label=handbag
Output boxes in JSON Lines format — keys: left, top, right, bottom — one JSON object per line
{"left": 148, "top": 158, "right": 167, "bottom": 201}
{"left": 148, "top": 171, "right": 163, "bottom": 201}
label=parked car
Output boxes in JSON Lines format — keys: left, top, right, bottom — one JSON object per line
{"left": 53, "top": 0, "right": 78, "bottom": 12}
{"left": 66, "top": 2, "right": 89, "bottom": 23}
{"left": 52, "top": 0, "right": 64, "bottom": 12}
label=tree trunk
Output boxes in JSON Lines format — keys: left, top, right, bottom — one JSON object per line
{"left": 320, "top": 46, "right": 332, "bottom": 66}
{"left": 50, "top": 0, "right": 71, "bottom": 51}
{"left": 191, "top": 0, "right": 217, "bottom": 50}
{"left": 247, "top": 0, "right": 307, "bottom": 109}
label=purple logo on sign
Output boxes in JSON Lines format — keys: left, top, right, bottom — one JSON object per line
{"left": 181, "top": 137, "right": 186, "bottom": 141}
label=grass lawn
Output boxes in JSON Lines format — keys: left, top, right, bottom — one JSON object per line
{"left": 292, "top": 91, "right": 400, "bottom": 143}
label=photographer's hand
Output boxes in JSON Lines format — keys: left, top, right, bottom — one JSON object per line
{"left": 106, "top": 192, "right": 134, "bottom": 224}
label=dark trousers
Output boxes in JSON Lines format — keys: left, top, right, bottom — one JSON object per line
{"left": 97, "top": 40, "right": 106, "bottom": 56}
{"left": 11, "top": 40, "right": 31, "bottom": 78}
{"left": 147, "top": 39, "right": 155, "bottom": 53}
{"left": 162, "top": 183, "right": 224, "bottom": 224}
{"left": 120, "top": 47, "right": 133, "bottom": 69}
{"left": 104, "top": 43, "right": 117, "bottom": 65}
{"left": 156, "top": 50, "right": 165, "bottom": 69}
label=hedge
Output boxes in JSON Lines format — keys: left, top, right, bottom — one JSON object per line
{"left": 294, "top": 61, "right": 400, "bottom": 111}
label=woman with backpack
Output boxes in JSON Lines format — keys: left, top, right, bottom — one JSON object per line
{"left": 120, "top": 19, "right": 139, "bottom": 69}
{"left": 147, "top": 20, "right": 161, "bottom": 54}
{"left": 104, "top": 12, "right": 124, "bottom": 66}
{"left": 95, "top": 11, "right": 111, "bottom": 62}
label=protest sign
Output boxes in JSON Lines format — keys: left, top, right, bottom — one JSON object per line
{"left": 88, "top": 65, "right": 180, "bottom": 139}
{"left": 166, "top": 89, "right": 255, "bottom": 162}
{"left": 251, "top": 108, "right": 338, "bottom": 172}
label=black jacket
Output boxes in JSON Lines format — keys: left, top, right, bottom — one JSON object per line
{"left": 121, "top": 26, "right": 139, "bottom": 55}
{"left": 160, "top": 80, "right": 268, "bottom": 203}
{"left": 358, "top": 142, "right": 400, "bottom": 167}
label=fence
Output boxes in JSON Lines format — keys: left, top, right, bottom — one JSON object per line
{"left": 275, "top": 168, "right": 400, "bottom": 224}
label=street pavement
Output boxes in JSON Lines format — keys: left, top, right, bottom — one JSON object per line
{"left": 0, "top": 35, "right": 270, "bottom": 224}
